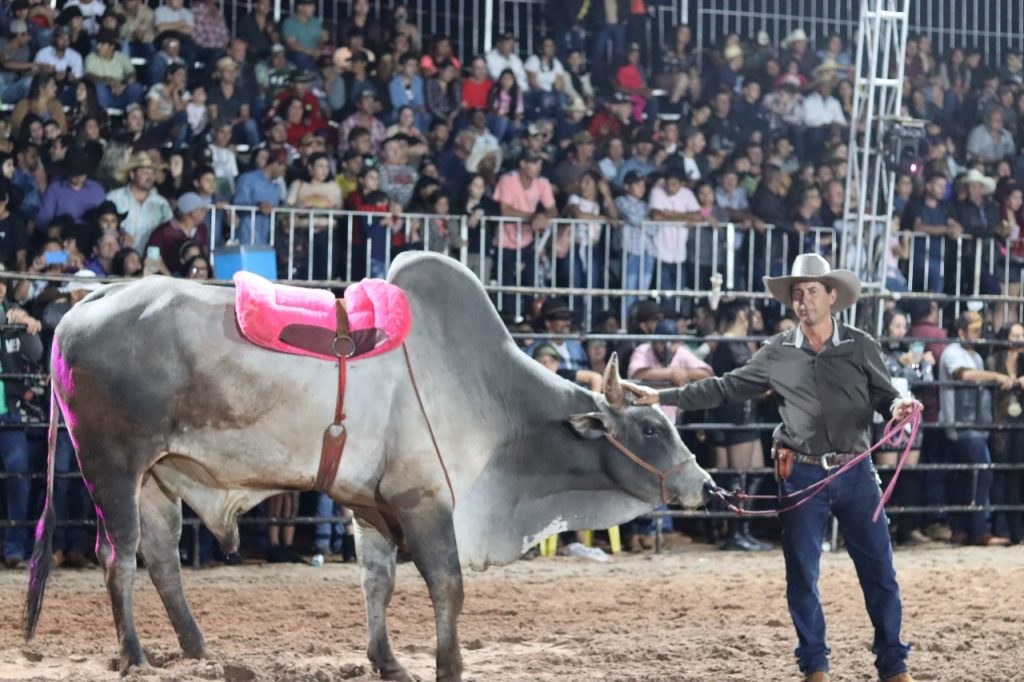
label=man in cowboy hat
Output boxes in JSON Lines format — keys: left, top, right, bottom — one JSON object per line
{"left": 105, "top": 152, "right": 172, "bottom": 248}
{"left": 950, "top": 168, "right": 1002, "bottom": 301}
{"left": 633, "top": 253, "right": 918, "bottom": 682}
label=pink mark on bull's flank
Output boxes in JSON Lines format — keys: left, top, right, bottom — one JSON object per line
{"left": 50, "top": 338, "right": 80, "bottom": 451}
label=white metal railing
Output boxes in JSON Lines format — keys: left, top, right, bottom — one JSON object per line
{"left": 695, "top": 0, "right": 1024, "bottom": 68}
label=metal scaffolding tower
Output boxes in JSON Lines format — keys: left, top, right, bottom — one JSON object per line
{"left": 841, "top": 0, "right": 911, "bottom": 322}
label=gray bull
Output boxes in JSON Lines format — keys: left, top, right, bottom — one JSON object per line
{"left": 24, "top": 252, "right": 713, "bottom": 681}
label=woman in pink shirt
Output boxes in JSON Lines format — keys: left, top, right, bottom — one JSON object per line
{"left": 616, "top": 42, "right": 652, "bottom": 122}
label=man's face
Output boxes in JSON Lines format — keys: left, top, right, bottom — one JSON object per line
{"left": 132, "top": 167, "right": 155, "bottom": 191}
{"left": 520, "top": 158, "right": 542, "bottom": 180}
{"left": 19, "top": 147, "right": 38, "bottom": 170}
{"left": 926, "top": 177, "right": 947, "bottom": 200}
{"left": 544, "top": 313, "right": 571, "bottom": 335}
{"left": 791, "top": 281, "right": 836, "bottom": 327}
{"left": 54, "top": 33, "right": 69, "bottom": 51}
{"left": 383, "top": 140, "right": 404, "bottom": 165}
{"left": 967, "top": 182, "right": 986, "bottom": 203}
{"left": 665, "top": 177, "right": 683, "bottom": 195}
{"left": 959, "top": 322, "right": 982, "bottom": 348}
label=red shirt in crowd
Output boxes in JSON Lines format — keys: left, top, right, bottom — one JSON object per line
{"left": 461, "top": 77, "right": 493, "bottom": 110}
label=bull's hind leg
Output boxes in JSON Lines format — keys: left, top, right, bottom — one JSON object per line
{"left": 396, "top": 504, "right": 464, "bottom": 682}
{"left": 91, "top": 473, "right": 148, "bottom": 673}
{"left": 355, "top": 518, "right": 413, "bottom": 682}
{"left": 138, "top": 475, "right": 208, "bottom": 659}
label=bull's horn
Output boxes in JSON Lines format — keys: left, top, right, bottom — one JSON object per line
{"left": 603, "top": 352, "right": 627, "bottom": 410}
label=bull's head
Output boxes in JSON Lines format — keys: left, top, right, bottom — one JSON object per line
{"left": 568, "top": 353, "right": 713, "bottom": 508}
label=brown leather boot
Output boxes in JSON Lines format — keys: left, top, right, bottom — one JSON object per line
{"left": 803, "top": 672, "right": 830, "bottom": 682}
{"left": 880, "top": 674, "right": 914, "bottom": 682}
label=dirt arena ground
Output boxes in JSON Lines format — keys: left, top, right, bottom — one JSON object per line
{"left": 0, "top": 543, "right": 1021, "bottom": 682}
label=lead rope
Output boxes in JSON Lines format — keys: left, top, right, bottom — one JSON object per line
{"left": 707, "top": 403, "right": 922, "bottom": 519}
{"left": 402, "top": 343, "right": 456, "bottom": 510}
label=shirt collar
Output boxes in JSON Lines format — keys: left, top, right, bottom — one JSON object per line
{"left": 788, "top": 316, "right": 841, "bottom": 348}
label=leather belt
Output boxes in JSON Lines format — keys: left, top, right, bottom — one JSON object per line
{"left": 794, "top": 452, "right": 859, "bottom": 470}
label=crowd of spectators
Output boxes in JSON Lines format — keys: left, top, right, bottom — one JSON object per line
{"left": 0, "top": 0, "right": 1021, "bottom": 565}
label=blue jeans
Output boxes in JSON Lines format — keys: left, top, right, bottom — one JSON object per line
{"left": 949, "top": 435, "right": 993, "bottom": 542}
{"left": 232, "top": 118, "right": 260, "bottom": 147}
{"left": 314, "top": 494, "right": 345, "bottom": 553}
{"left": 95, "top": 82, "right": 145, "bottom": 110}
{"left": 53, "top": 431, "right": 90, "bottom": 555}
{"left": 911, "top": 258, "right": 944, "bottom": 293}
{"left": 780, "top": 459, "right": 908, "bottom": 678}
{"left": 0, "top": 426, "right": 30, "bottom": 561}
{"left": 499, "top": 246, "right": 535, "bottom": 316}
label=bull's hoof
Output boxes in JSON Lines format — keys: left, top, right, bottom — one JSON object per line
{"left": 377, "top": 663, "right": 417, "bottom": 682}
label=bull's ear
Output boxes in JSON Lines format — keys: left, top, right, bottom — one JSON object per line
{"left": 568, "top": 411, "right": 613, "bottom": 440}
{"left": 602, "top": 352, "right": 627, "bottom": 411}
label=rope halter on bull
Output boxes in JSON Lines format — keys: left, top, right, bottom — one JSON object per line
{"left": 705, "top": 400, "right": 923, "bottom": 520}
{"left": 600, "top": 361, "right": 691, "bottom": 506}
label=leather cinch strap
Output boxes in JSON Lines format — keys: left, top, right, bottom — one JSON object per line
{"left": 313, "top": 300, "right": 351, "bottom": 493}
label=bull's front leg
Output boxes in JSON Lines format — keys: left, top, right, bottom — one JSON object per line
{"left": 355, "top": 518, "right": 414, "bottom": 682}
{"left": 397, "top": 502, "right": 464, "bottom": 682}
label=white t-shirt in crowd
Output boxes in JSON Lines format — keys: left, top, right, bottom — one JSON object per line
{"left": 649, "top": 183, "right": 699, "bottom": 264}
{"left": 523, "top": 55, "right": 565, "bottom": 92}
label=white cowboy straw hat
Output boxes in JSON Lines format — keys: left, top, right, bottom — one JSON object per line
{"left": 763, "top": 253, "right": 862, "bottom": 313}
{"left": 961, "top": 168, "right": 996, "bottom": 195}
{"left": 782, "top": 28, "right": 809, "bottom": 48}
{"left": 60, "top": 269, "right": 103, "bottom": 294}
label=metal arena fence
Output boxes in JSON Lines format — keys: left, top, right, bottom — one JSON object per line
{"left": 208, "top": 204, "right": 1024, "bottom": 330}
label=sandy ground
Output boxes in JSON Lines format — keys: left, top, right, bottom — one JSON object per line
{"left": 0, "top": 543, "right": 1021, "bottom": 682}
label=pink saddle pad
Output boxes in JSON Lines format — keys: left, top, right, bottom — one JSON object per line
{"left": 233, "top": 271, "right": 412, "bottom": 361}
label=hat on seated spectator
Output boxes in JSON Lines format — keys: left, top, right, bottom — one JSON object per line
{"left": 955, "top": 310, "right": 983, "bottom": 332}
{"left": 572, "top": 130, "right": 595, "bottom": 146}
{"left": 653, "top": 318, "right": 679, "bottom": 337}
{"left": 271, "top": 43, "right": 286, "bottom": 55}
{"left": 216, "top": 56, "right": 237, "bottom": 72}
{"left": 782, "top": 28, "right": 809, "bottom": 47}
{"left": 531, "top": 343, "right": 562, "bottom": 363}
{"left": 622, "top": 170, "right": 646, "bottom": 187}
{"left": 724, "top": 45, "right": 743, "bottom": 62}
{"left": 812, "top": 58, "right": 840, "bottom": 79}
{"left": 176, "top": 192, "right": 210, "bottom": 217}
{"left": 609, "top": 92, "right": 631, "bottom": 105}
{"left": 8, "top": 19, "right": 27, "bottom": 35}
{"left": 961, "top": 168, "right": 996, "bottom": 194}
{"left": 757, "top": 31, "right": 771, "bottom": 47}
{"left": 290, "top": 69, "right": 315, "bottom": 83}
{"left": 52, "top": 25, "right": 70, "bottom": 38}
{"left": 633, "top": 300, "right": 665, "bottom": 324}
{"left": 60, "top": 270, "right": 103, "bottom": 294}
{"left": 115, "top": 152, "right": 167, "bottom": 183}
{"left": 87, "top": 200, "right": 128, "bottom": 224}
{"left": 357, "top": 88, "right": 378, "bottom": 100}
{"left": 540, "top": 297, "right": 572, "bottom": 320}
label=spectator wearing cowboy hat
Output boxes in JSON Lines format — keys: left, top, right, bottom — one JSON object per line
{"left": 950, "top": 168, "right": 1004, "bottom": 313}
{"left": 85, "top": 28, "right": 143, "bottom": 110}
{"left": 105, "top": 151, "right": 172, "bottom": 248}
{"left": 208, "top": 55, "right": 259, "bottom": 147}
{"left": 633, "top": 253, "right": 919, "bottom": 682}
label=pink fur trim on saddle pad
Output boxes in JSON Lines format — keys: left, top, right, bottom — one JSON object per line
{"left": 233, "top": 272, "right": 412, "bottom": 361}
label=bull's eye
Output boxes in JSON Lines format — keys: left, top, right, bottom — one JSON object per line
{"left": 642, "top": 425, "right": 658, "bottom": 438}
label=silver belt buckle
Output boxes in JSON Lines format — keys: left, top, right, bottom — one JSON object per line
{"left": 820, "top": 453, "right": 835, "bottom": 470}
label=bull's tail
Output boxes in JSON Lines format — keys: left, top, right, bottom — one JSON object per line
{"left": 24, "top": 379, "right": 60, "bottom": 641}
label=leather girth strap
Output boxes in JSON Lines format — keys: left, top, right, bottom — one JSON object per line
{"left": 312, "top": 300, "right": 350, "bottom": 493}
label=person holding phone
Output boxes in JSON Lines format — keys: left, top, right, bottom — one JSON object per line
{"left": 877, "top": 307, "right": 934, "bottom": 546}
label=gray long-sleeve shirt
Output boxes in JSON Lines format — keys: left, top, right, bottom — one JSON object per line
{"left": 659, "top": 320, "right": 899, "bottom": 456}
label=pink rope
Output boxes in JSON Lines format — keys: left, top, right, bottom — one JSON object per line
{"left": 709, "top": 403, "right": 922, "bottom": 520}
